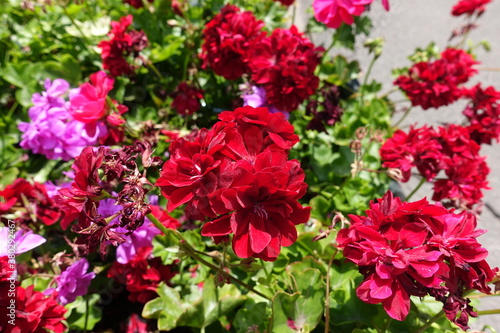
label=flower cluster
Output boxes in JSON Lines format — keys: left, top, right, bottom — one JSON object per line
{"left": 394, "top": 48, "right": 478, "bottom": 110}
{"left": 54, "top": 141, "right": 163, "bottom": 257}
{"left": 381, "top": 124, "right": 489, "bottom": 210}
{"left": 18, "top": 79, "right": 103, "bottom": 161}
{"left": 171, "top": 82, "right": 204, "bottom": 116}
{"left": 313, "top": 0, "right": 390, "bottom": 29}
{"left": 201, "top": 5, "right": 323, "bottom": 112}
{"left": 0, "top": 178, "right": 61, "bottom": 226}
{"left": 306, "top": 83, "right": 344, "bottom": 132}
{"left": 156, "top": 106, "right": 310, "bottom": 261}
{"left": 336, "top": 191, "right": 497, "bottom": 330}
{"left": 452, "top": 0, "right": 491, "bottom": 16}
{"left": 462, "top": 84, "right": 500, "bottom": 145}
{"left": 200, "top": 5, "right": 266, "bottom": 80}
{"left": 98, "top": 15, "right": 148, "bottom": 77}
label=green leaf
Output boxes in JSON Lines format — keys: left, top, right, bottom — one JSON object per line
{"left": 65, "top": 294, "right": 102, "bottom": 331}
{"left": 150, "top": 35, "right": 185, "bottom": 63}
{"left": 142, "top": 283, "right": 184, "bottom": 330}
{"left": 42, "top": 54, "right": 82, "bottom": 85}
{"left": 233, "top": 299, "right": 270, "bottom": 333}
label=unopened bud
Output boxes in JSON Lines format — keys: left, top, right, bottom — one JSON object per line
{"left": 387, "top": 168, "right": 404, "bottom": 182}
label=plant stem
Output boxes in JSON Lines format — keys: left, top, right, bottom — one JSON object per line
{"left": 146, "top": 213, "right": 271, "bottom": 301}
{"left": 478, "top": 309, "right": 500, "bottom": 315}
{"left": 324, "top": 250, "right": 337, "bottom": 333}
{"left": 147, "top": 61, "right": 164, "bottom": 80}
{"left": 415, "top": 310, "right": 444, "bottom": 333}
{"left": 62, "top": 7, "right": 92, "bottom": 52}
{"left": 393, "top": 106, "right": 413, "bottom": 128}
{"left": 404, "top": 177, "right": 426, "bottom": 202}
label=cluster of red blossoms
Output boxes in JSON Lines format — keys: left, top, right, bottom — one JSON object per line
{"left": 54, "top": 142, "right": 163, "bottom": 256}
{"left": 394, "top": 48, "right": 478, "bottom": 110}
{"left": 0, "top": 178, "right": 60, "bottom": 226}
{"left": 0, "top": 258, "right": 67, "bottom": 333}
{"left": 200, "top": 5, "right": 323, "bottom": 112}
{"left": 381, "top": 124, "right": 489, "bottom": 210}
{"left": 98, "top": 15, "right": 148, "bottom": 77}
{"left": 156, "top": 106, "right": 311, "bottom": 261}
{"left": 452, "top": 0, "right": 491, "bottom": 16}
{"left": 337, "top": 191, "right": 497, "bottom": 330}
{"left": 171, "top": 82, "right": 204, "bottom": 116}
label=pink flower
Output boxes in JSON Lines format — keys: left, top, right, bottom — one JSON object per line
{"left": 313, "top": 0, "right": 374, "bottom": 29}
{"left": 69, "top": 71, "right": 115, "bottom": 123}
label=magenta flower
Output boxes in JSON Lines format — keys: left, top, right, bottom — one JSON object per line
{"left": 313, "top": 0, "right": 374, "bottom": 29}
{"left": 49, "top": 258, "right": 96, "bottom": 305}
{"left": 0, "top": 227, "right": 46, "bottom": 256}
{"left": 241, "top": 85, "right": 288, "bottom": 118}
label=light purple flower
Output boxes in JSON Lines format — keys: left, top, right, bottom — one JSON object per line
{"left": 241, "top": 85, "right": 290, "bottom": 118}
{"left": 115, "top": 221, "right": 161, "bottom": 264}
{"left": 18, "top": 78, "right": 107, "bottom": 161}
{"left": 50, "top": 258, "right": 95, "bottom": 305}
{"left": 0, "top": 228, "right": 46, "bottom": 256}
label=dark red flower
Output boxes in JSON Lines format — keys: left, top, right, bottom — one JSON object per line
{"left": 108, "top": 247, "right": 176, "bottom": 304}
{"left": 249, "top": 26, "right": 323, "bottom": 112}
{"left": 201, "top": 5, "right": 266, "bottom": 80}
{"left": 306, "top": 83, "right": 343, "bottom": 132}
{"left": 0, "top": 178, "right": 61, "bottom": 225}
{"left": 171, "top": 82, "right": 204, "bottom": 116}
{"left": 276, "top": 0, "right": 295, "bottom": 5}
{"left": 98, "top": 15, "right": 148, "bottom": 77}
{"left": 337, "top": 191, "right": 496, "bottom": 327}
{"left": 462, "top": 84, "right": 500, "bottom": 145}
{"left": 0, "top": 285, "right": 67, "bottom": 333}
{"left": 394, "top": 48, "right": 478, "bottom": 109}
{"left": 452, "top": 0, "right": 491, "bottom": 16}
{"left": 123, "top": 0, "right": 152, "bottom": 9}
{"left": 380, "top": 126, "right": 443, "bottom": 182}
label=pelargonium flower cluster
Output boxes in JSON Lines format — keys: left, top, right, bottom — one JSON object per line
{"left": 201, "top": 5, "right": 323, "bottom": 112}
{"left": 381, "top": 124, "right": 489, "bottom": 210}
{"left": 18, "top": 79, "right": 103, "bottom": 161}
{"left": 54, "top": 141, "right": 163, "bottom": 257}
{"left": 313, "top": 0, "right": 390, "bottom": 29}
{"left": 394, "top": 48, "right": 478, "bottom": 110}
{"left": 0, "top": 178, "right": 61, "bottom": 226}
{"left": 156, "top": 106, "right": 311, "bottom": 261}
{"left": 171, "top": 82, "right": 204, "bottom": 116}
{"left": 462, "top": 84, "right": 500, "bottom": 145}
{"left": 98, "top": 15, "right": 148, "bottom": 77}
{"left": 452, "top": 0, "right": 491, "bottom": 16}
{"left": 336, "top": 191, "right": 497, "bottom": 330}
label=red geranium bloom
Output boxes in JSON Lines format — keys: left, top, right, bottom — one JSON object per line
{"left": 452, "top": 0, "right": 491, "bottom": 16}
{"left": 394, "top": 48, "right": 478, "bottom": 109}
{"left": 123, "top": 0, "right": 152, "bottom": 8}
{"left": 171, "top": 82, "right": 204, "bottom": 116}
{"left": 201, "top": 4, "right": 266, "bottom": 80}
{"left": 313, "top": 0, "right": 373, "bottom": 29}
{"left": 0, "top": 285, "right": 67, "bottom": 333}
{"left": 462, "top": 84, "right": 500, "bottom": 145}
{"left": 98, "top": 15, "right": 148, "bottom": 77}
{"left": 337, "top": 191, "right": 496, "bottom": 329}
{"left": 203, "top": 150, "right": 310, "bottom": 261}
{"left": 276, "top": 0, "right": 295, "bottom": 5}
{"left": 108, "top": 247, "right": 176, "bottom": 304}
{"left": 249, "top": 26, "right": 323, "bottom": 112}
{"left": 0, "top": 178, "right": 61, "bottom": 225}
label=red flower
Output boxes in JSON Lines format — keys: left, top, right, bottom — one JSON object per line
{"left": 276, "top": 0, "right": 295, "bottom": 5}
{"left": 201, "top": 5, "right": 266, "bottom": 80}
{"left": 462, "top": 84, "right": 500, "bottom": 145}
{"left": 337, "top": 191, "right": 496, "bottom": 328}
{"left": 249, "top": 26, "right": 323, "bottom": 112}
{"left": 0, "top": 285, "right": 67, "bottom": 333}
{"left": 452, "top": 0, "right": 491, "bottom": 16}
{"left": 98, "top": 15, "right": 148, "bottom": 77}
{"left": 0, "top": 178, "right": 61, "bottom": 225}
{"left": 123, "top": 0, "right": 152, "bottom": 9}
{"left": 171, "top": 82, "right": 204, "bottom": 115}
{"left": 380, "top": 126, "right": 443, "bottom": 182}
{"left": 108, "top": 247, "right": 176, "bottom": 304}
{"left": 54, "top": 146, "right": 106, "bottom": 230}
{"left": 157, "top": 106, "right": 309, "bottom": 260}
{"left": 203, "top": 150, "right": 310, "bottom": 261}
{"left": 394, "top": 48, "right": 478, "bottom": 109}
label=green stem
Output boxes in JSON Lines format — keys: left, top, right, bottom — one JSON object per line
{"left": 393, "top": 106, "right": 413, "bottom": 128}
{"left": 62, "top": 7, "right": 92, "bottom": 52}
{"left": 147, "top": 61, "right": 164, "bottom": 80}
{"left": 414, "top": 310, "right": 444, "bottom": 333}
{"left": 404, "top": 177, "right": 426, "bottom": 202}
{"left": 146, "top": 213, "right": 271, "bottom": 301}
{"left": 478, "top": 309, "right": 500, "bottom": 316}
{"left": 324, "top": 250, "right": 337, "bottom": 333}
